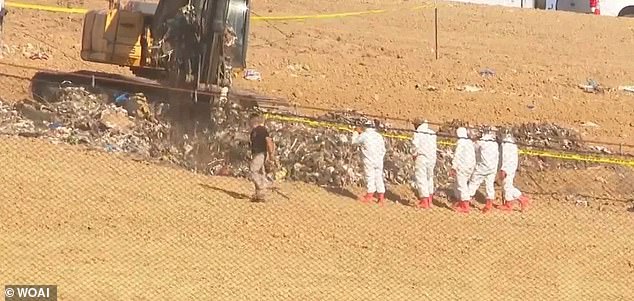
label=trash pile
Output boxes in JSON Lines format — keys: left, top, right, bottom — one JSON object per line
{"left": 0, "top": 43, "right": 51, "bottom": 60}
{"left": 0, "top": 87, "right": 171, "bottom": 158}
{"left": 264, "top": 113, "right": 596, "bottom": 189}
{"left": 0, "top": 86, "right": 614, "bottom": 191}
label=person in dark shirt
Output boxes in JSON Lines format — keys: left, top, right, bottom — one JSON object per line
{"left": 248, "top": 113, "right": 276, "bottom": 201}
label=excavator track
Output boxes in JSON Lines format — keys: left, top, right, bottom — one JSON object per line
{"left": 30, "top": 69, "right": 291, "bottom": 112}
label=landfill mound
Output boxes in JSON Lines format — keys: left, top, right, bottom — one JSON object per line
{"left": 0, "top": 86, "right": 613, "bottom": 193}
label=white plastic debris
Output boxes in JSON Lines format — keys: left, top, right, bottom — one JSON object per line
{"left": 581, "top": 121, "right": 600, "bottom": 128}
{"left": 618, "top": 86, "right": 634, "bottom": 93}
{"left": 459, "top": 85, "right": 482, "bottom": 92}
{"left": 244, "top": 69, "right": 262, "bottom": 81}
{"left": 579, "top": 79, "right": 601, "bottom": 93}
{"left": 478, "top": 68, "right": 496, "bottom": 77}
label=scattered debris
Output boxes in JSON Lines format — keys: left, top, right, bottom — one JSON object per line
{"left": 21, "top": 43, "right": 50, "bottom": 60}
{"left": 1, "top": 43, "right": 51, "bottom": 59}
{"left": 99, "top": 107, "right": 135, "bottom": 133}
{"left": 29, "top": 52, "right": 50, "bottom": 60}
{"left": 575, "top": 198, "right": 589, "bottom": 207}
{"left": 287, "top": 63, "right": 311, "bottom": 73}
{"left": 581, "top": 121, "right": 600, "bottom": 128}
{"left": 478, "top": 68, "right": 496, "bottom": 77}
{"left": 244, "top": 69, "right": 262, "bottom": 81}
{"left": 578, "top": 79, "right": 603, "bottom": 93}
{"left": 589, "top": 145, "right": 612, "bottom": 154}
{"left": 459, "top": 85, "right": 482, "bottom": 92}
{"left": 437, "top": 121, "right": 587, "bottom": 152}
{"left": 618, "top": 86, "right": 634, "bottom": 93}
{"left": 0, "top": 87, "right": 166, "bottom": 157}
{"left": 594, "top": 176, "right": 608, "bottom": 184}
{"left": 115, "top": 92, "right": 156, "bottom": 122}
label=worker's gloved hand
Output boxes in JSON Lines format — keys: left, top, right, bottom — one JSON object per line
{"left": 449, "top": 169, "right": 457, "bottom": 177}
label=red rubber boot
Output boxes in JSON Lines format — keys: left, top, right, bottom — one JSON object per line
{"left": 453, "top": 201, "right": 470, "bottom": 213}
{"left": 482, "top": 199, "right": 494, "bottom": 213}
{"left": 519, "top": 195, "right": 530, "bottom": 212}
{"left": 496, "top": 200, "right": 516, "bottom": 212}
{"left": 360, "top": 193, "right": 374, "bottom": 204}
{"left": 377, "top": 193, "right": 385, "bottom": 207}
{"left": 420, "top": 197, "right": 431, "bottom": 209}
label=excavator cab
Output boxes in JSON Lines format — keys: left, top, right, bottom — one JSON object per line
{"left": 80, "top": 1, "right": 153, "bottom": 69}
{"left": 80, "top": 0, "right": 250, "bottom": 91}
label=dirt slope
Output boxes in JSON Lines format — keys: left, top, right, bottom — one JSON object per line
{"left": 0, "top": 136, "right": 632, "bottom": 300}
{"left": 241, "top": 3, "right": 634, "bottom": 146}
{"left": 1, "top": 0, "right": 634, "bottom": 146}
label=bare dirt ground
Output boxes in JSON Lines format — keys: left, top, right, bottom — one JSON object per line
{"left": 1, "top": 0, "right": 634, "bottom": 300}
{"left": 0, "top": 137, "right": 633, "bottom": 300}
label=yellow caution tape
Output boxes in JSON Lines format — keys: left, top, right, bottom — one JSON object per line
{"left": 5, "top": 2, "right": 88, "bottom": 13}
{"left": 5, "top": 2, "right": 434, "bottom": 20}
{"left": 263, "top": 113, "right": 634, "bottom": 167}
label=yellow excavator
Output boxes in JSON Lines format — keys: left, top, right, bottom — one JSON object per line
{"left": 32, "top": 0, "right": 283, "bottom": 119}
{"left": 79, "top": 0, "right": 250, "bottom": 96}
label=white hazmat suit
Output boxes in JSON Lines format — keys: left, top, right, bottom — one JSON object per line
{"left": 496, "top": 133, "right": 529, "bottom": 211}
{"left": 412, "top": 122, "right": 437, "bottom": 207}
{"left": 452, "top": 127, "right": 476, "bottom": 202}
{"left": 499, "top": 134, "right": 522, "bottom": 201}
{"left": 467, "top": 132, "right": 500, "bottom": 210}
{"left": 352, "top": 127, "right": 387, "bottom": 197}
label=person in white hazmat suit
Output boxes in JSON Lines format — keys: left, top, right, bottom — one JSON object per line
{"left": 450, "top": 127, "right": 476, "bottom": 213}
{"left": 467, "top": 129, "right": 500, "bottom": 213}
{"left": 495, "top": 132, "right": 530, "bottom": 212}
{"left": 411, "top": 120, "right": 437, "bottom": 209}
{"left": 352, "top": 120, "right": 387, "bottom": 206}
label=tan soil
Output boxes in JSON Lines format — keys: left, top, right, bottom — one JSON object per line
{"left": 1, "top": 1, "right": 634, "bottom": 299}
{"left": 0, "top": 137, "right": 633, "bottom": 300}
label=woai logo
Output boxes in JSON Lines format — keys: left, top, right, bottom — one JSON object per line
{"left": 4, "top": 285, "right": 57, "bottom": 301}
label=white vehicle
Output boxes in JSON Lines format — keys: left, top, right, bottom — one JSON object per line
{"left": 554, "top": 0, "right": 634, "bottom": 16}
{"left": 449, "top": 0, "right": 536, "bottom": 8}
